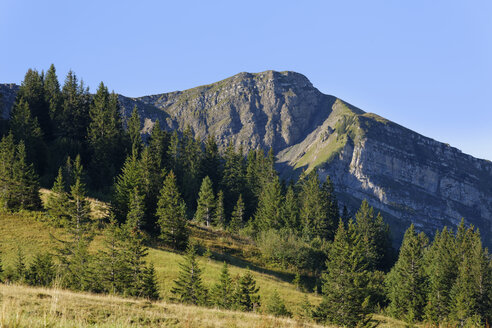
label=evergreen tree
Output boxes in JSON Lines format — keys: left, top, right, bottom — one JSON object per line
{"left": 140, "top": 263, "right": 160, "bottom": 300}
{"left": 254, "top": 174, "right": 284, "bottom": 232}
{"left": 156, "top": 171, "right": 189, "bottom": 250}
{"left": 9, "top": 97, "right": 46, "bottom": 172}
{"left": 180, "top": 126, "right": 203, "bottom": 213}
{"left": 221, "top": 143, "right": 246, "bottom": 216}
{"left": 229, "top": 194, "right": 245, "bottom": 233}
{"left": 213, "top": 190, "right": 226, "bottom": 228}
{"left": 44, "top": 64, "right": 61, "bottom": 137}
{"left": 45, "top": 168, "right": 70, "bottom": 225}
{"left": 211, "top": 262, "right": 234, "bottom": 309}
{"left": 298, "top": 171, "right": 337, "bottom": 241}
{"left": 16, "top": 69, "right": 50, "bottom": 139}
{"left": 112, "top": 150, "right": 143, "bottom": 221}
{"left": 266, "top": 289, "right": 292, "bottom": 317}
{"left": 424, "top": 227, "right": 457, "bottom": 324}
{"left": 201, "top": 134, "right": 222, "bottom": 191}
{"left": 233, "top": 270, "right": 260, "bottom": 312}
{"left": 14, "top": 247, "right": 27, "bottom": 283}
{"left": 167, "top": 130, "right": 181, "bottom": 179}
{"left": 87, "top": 83, "right": 125, "bottom": 188}
{"left": 11, "top": 142, "right": 41, "bottom": 210}
{"left": 316, "top": 220, "right": 374, "bottom": 327}
{"left": 126, "top": 106, "right": 142, "bottom": 155}
{"left": 283, "top": 185, "right": 299, "bottom": 231}
{"left": 450, "top": 222, "right": 492, "bottom": 325}
{"left": 354, "top": 200, "right": 393, "bottom": 271}
{"left": 0, "top": 133, "right": 16, "bottom": 211}
{"left": 25, "top": 253, "right": 55, "bottom": 287}
{"left": 385, "top": 224, "right": 428, "bottom": 323}
{"left": 194, "top": 176, "right": 215, "bottom": 226}
{"left": 171, "top": 243, "right": 208, "bottom": 305}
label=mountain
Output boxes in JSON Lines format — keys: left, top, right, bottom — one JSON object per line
{"left": 2, "top": 71, "right": 491, "bottom": 245}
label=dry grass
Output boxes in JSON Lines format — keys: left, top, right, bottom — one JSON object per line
{"left": 0, "top": 283, "right": 325, "bottom": 328}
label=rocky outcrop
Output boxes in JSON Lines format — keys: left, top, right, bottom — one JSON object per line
{"left": 2, "top": 71, "right": 491, "bottom": 246}
{"left": 0, "top": 83, "right": 19, "bottom": 119}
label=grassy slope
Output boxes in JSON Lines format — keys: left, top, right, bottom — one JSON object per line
{"left": 0, "top": 204, "right": 408, "bottom": 327}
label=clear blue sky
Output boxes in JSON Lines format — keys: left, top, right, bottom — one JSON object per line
{"left": 1, "top": 1, "right": 491, "bottom": 160}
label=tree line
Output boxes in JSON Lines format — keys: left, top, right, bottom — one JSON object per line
{"left": 0, "top": 65, "right": 491, "bottom": 326}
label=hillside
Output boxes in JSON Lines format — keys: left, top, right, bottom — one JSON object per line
{"left": 2, "top": 70, "right": 492, "bottom": 246}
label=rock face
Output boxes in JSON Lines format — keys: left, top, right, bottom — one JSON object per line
{"left": 2, "top": 71, "right": 491, "bottom": 245}
{"left": 0, "top": 83, "right": 19, "bottom": 119}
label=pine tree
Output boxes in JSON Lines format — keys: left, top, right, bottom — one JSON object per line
{"left": 254, "top": 175, "right": 284, "bottom": 232}
{"left": 316, "top": 220, "right": 374, "bottom": 327}
{"left": 156, "top": 171, "right": 189, "bottom": 250}
{"left": 194, "top": 176, "right": 215, "bottom": 226}
{"left": 213, "top": 190, "right": 226, "bottom": 228}
{"left": 45, "top": 168, "right": 70, "bottom": 225}
{"left": 266, "top": 289, "right": 292, "bottom": 317}
{"left": 171, "top": 243, "right": 208, "bottom": 305}
{"left": 211, "top": 262, "right": 234, "bottom": 309}
{"left": 140, "top": 263, "right": 160, "bottom": 300}
{"left": 229, "top": 194, "right": 245, "bottom": 233}
{"left": 385, "top": 224, "right": 428, "bottom": 323}
{"left": 180, "top": 126, "right": 203, "bottom": 213}
{"left": 126, "top": 106, "right": 142, "bottom": 155}
{"left": 221, "top": 143, "right": 246, "bottom": 216}
{"left": 233, "top": 270, "right": 260, "bottom": 312}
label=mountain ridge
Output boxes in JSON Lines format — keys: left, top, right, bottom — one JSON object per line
{"left": 1, "top": 70, "right": 491, "bottom": 245}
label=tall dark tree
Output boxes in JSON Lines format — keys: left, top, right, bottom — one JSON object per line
{"left": 201, "top": 135, "right": 222, "bottom": 191}
{"left": 354, "top": 200, "right": 393, "bottom": 271}
{"left": 213, "top": 190, "right": 226, "bottom": 228}
{"left": 316, "top": 220, "right": 374, "bottom": 327}
{"left": 0, "top": 133, "right": 16, "bottom": 211}
{"left": 171, "top": 243, "right": 208, "bottom": 305}
{"left": 221, "top": 143, "right": 246, "bottom": 217}
{"left": 180, "top": 126, "right": 203, "bottom": 213}
{"left": 44, "top": 64, "right": 61, "bottom": 137}
{"left": 282, "top": 185, "right": 299, "bottom": 231}
{"left": 156, "top": 171, "right": 189, "bottom": 250}
{"left": 126, "top": 106, "right": 142, "bottom": 155}
{"left": 229, "top": 194, "right": 245, "bottom": 233}
{"left": 112, "top": 150, "right": 143, "bottom": 221}
{"left": 10, "top": 141, "right": 41, "bottom": 210}
{"left": 45, "top": 167, "right": 70, "bottom": 225}
{"left": 386, "top": 224, "right": 428, "bottom": 323}
{"left": 233, "top": 270, "right": 260, "bottom": 312}
{"left": 9, "top": 97, "right": 45, "bottom": 172}
{"left": 87, "top": 83, "right": 125, "bottom": 188}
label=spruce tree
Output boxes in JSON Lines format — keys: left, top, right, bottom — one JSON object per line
{"left": 424, "top": 227, "right": 457, "bottom": 324}
{"left": 11, "top": 142, "right": 41, "bottom": 210}
{"left": 229, "top": 194, "right": 245, "bottom": 233}
{"left": 233, "top": 270, "right": 260, "bottom": 312}
{"left": 385, "top": 224, "right": 428, "bottom": 323}
{"left": 171, "top": 243, "right": 208, "bottom": 305}
{"left": 44, "top": 64, "right": 61, "bottom": 136}
{"left": 9, "top": 97, "right": 46, "bottom": 171}
{"left": 127, "top": 106, "right": 142, "bottom": 155}
{"left": 45, "top": 168, "right": 70, "bottom": 225}
{"left": 254, "top": 175, "right": 284, "bottom": 232}
{"left": 213, "top": 190, "right": 226, "bottom": 228}
{"left": 266, "top": 289, "right": 292, "bottom": 317}
{"left": 87, "top": 83, "right": 125, "bottom": 188}
{"left": 211, "top": 262, "right": 234, "bottom": 309}
{"left": 316, "top": 220, "right": 374, "bottom": 327}
{"left": 283, "top": 185, "right": 299, "bottom": 231}
{"left": 156, "top": 171, "right": 189, "bottom": 250}
{"left": 355, "top": 200, "right": 393, "bottom": 271}
{"left": 140, "top": 263, "right": 160, "bottom": 300}
{"left": 0, "top": 133, "right": 16, "bottom": 210}
{"left": 14, "top": 247, "right": 27, "bottom": 283}
{"left": 194, "top": 176, "right": 215, "bottom": 226}
{"left": 113, "top": 150, "right": 143, "bottom": 221}
{"left": 221, "top": 143, "right": 246, "bottom": 216}
{"left": 25, "top": 253, "right": 55, "bottom": 287}
{"left": 201, "top": 134, "right": 222, "bottom": 191}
